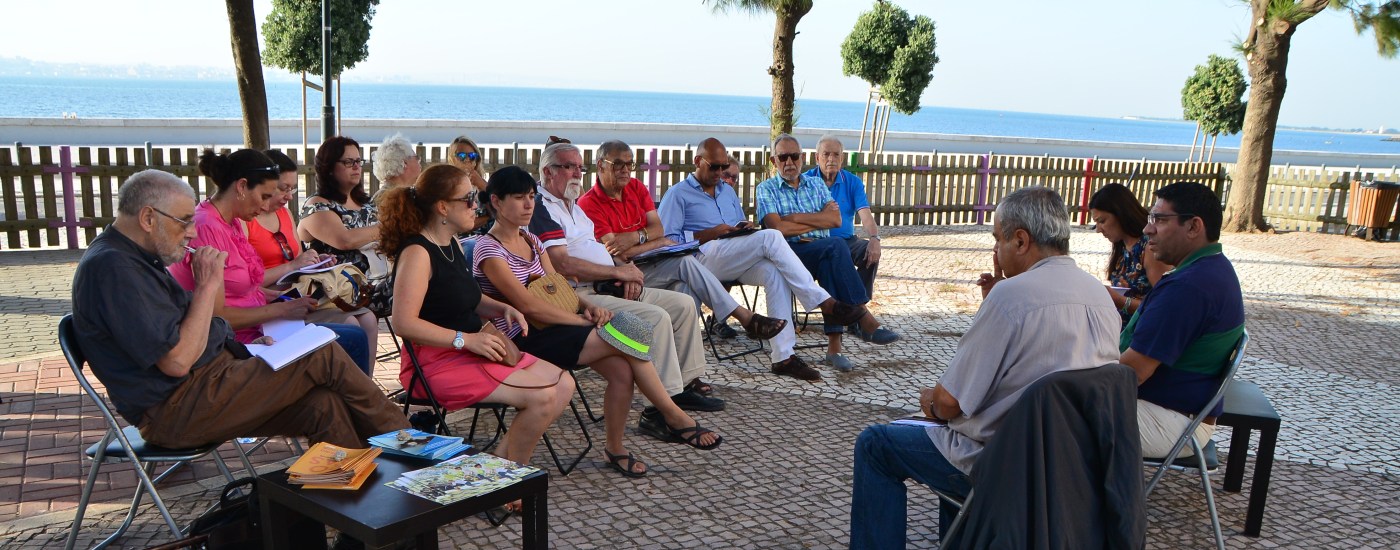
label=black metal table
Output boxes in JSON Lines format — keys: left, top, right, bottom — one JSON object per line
{"left": 257, "top": 453, "right": 548, "bottom": 549}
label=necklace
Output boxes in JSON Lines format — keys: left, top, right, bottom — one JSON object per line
{"left": 427, "top": 233, "right": 455, "bottom": 263}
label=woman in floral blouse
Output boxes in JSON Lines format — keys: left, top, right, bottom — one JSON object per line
{"left": 1088, "top": 183, "right": 1171, "bottom": 323}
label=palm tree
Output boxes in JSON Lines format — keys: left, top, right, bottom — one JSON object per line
{"left": 706, "top": 0, "right": 814, "bottom": 141}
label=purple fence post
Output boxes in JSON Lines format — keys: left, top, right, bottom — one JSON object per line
{"left": 43, "top": 146, "right": 92, "bottom": 249}
{"left": 974, "top": 153, "right": 998, "bottom": 225}
{"left": 639, "top": 148, "right": 671, "bottom": 198}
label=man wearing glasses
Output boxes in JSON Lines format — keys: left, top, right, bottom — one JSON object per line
{"left": 527, "top": 142, "right": 726, "bottom": 435}
{"left": 577, "top": 140, "right": 788, "bottom": 346}
{"left": 755, "top": 134, "right": 902, "bottom": 374}
{"left": 1118, "top": 181, "right": 1244, "bottom": 459}
{"left": 70, "top": 170, "right": 408, "bottom": 452}
{"left": 803, "top": 135, "right": 889, "bottom": 342}
{"left": 656, "top": 138, "right": 873, "bottom": 382}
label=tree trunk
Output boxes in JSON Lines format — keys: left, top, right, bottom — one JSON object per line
{"left": 1223, "top": 0, "right": 1326, "bottom": 232}
{"left": 1189, "top": 121, "right": 1200, "bottom": 161}
{"left": 227, "top": 0, "right": 269, "bottom": 150}
{"left": 767, "top": 3, "right": 810, "bottom": 142}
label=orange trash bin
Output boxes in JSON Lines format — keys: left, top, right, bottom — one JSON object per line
{"left": 1346, "top": 180, "right": 1399, "bottom": 230}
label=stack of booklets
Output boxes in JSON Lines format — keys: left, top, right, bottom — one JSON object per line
{"left": 368, "top": 429, "right": 471, "bottom": 461}
{"left": 286, "top": 442, "right": 382, "bottom": 490}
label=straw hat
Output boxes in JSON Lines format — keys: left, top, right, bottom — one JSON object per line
{"left": 596, "top": 311, "right": 652, "bottom": 361}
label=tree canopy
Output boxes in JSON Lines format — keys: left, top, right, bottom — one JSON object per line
{"left": 840, "top": 1, "right": 938, "bottom": 115}
{"left": 1181, "top": 54, "right": 1247, "bottom": 137}
{"left": 261, "top": 0, "right": 379, "bottom": 77}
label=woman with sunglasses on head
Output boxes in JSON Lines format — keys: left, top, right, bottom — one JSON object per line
{"left": 1088, "top": 183, "right": 1172, "bottom": 323}
{"left": 446, "top": 135, "right": 491, "bottom": 236}
{"left": 474, "top": 166, "right": 724, "bottom": 478}
{"left": 250, "top": 149, "right": 383, "bottom": 341}
{"left": 167, "top": 148, "right": 374, "bottom": 374}
{"left": 378, "top": 163, "right": 571, "bottom": 476}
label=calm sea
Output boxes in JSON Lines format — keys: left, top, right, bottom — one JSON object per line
{"left": 3, "top": 76, "right": 1396, "bottom": 154}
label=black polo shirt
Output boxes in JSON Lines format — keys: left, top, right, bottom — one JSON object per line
{"left": 71, "top": 227, "right": 236, "bottom": 424}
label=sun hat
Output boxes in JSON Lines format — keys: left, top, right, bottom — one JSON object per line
{"left": 596, "top": 311, "right": 652, "bottom": 361}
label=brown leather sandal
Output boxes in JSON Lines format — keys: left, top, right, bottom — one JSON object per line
{"left": 742, "top": 313, "right": 787, "bottom": 340}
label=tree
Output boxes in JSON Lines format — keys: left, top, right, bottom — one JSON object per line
{"left": 1223, "top": 0, "right": 1399, "bottom": 233}
{"left": 1181, "top": 54, "right": 1247, "bottom": 162}
{"left": 226, "top": 0, "right": 270, "bottom": 150}
{"left": 706, "top": 0, "right": 814, "bottom": 141}
{"left": 840, "top": 1, "right": 939, "bottom": 154}
{"left": 262, "top": 0, "right": 379, "bottom": 77}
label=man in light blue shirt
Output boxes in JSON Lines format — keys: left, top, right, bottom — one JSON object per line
{"left": 802, "top": 135, "right": 881, "bottom": 306}
{"left": 755, "top": 134, "right": 901, "bottom": 371}
{"left": 657, "top": 137, "right": 870, "bottom": 382}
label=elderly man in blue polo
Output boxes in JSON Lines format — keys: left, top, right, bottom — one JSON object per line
{"left": 802, "top": 135, "right": 884, "bottom": 329}
{"left": 755, "top": 134, "right": 901, "bottom": 373}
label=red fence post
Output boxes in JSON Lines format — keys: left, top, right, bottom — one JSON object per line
{"left": 1078, "top": 157, "right": 1099, "bottom": 224}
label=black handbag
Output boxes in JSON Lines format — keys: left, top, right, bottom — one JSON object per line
{"left": 188, "top": 477, "right": 262, "bottom": 550}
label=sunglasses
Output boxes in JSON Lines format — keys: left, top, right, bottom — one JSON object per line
{"left": 774, "top": 153, "right": 802, "bottom": 163}
{"left": 448, "top": 191, "right": 478, "bottom": 206}
{"left": 547, "top": 135, "right": 572, "bottom": 145}
{"left": 705, "top": 159, "right": 731, "bottom": 172}
{"left": 601, "top": 158, "right": 635, "bottom": 171}
{"left": 454, "top": 151, "right": 480, "bottom": 162}
{"left": 247, "top": 165, "right": 282, "bottom": 179}
{"left": 337, "top": 158, "right": 365, "bottom": 167}
{"left": 271, "top": 231, "right": 297, "bottom": 262}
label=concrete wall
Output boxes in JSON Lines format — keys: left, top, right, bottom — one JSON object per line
{"left": 4, "top": 117, "right": 1399, "bottom": 169}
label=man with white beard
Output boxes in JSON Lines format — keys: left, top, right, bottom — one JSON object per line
{"left": 524, "top": 142, "right": 725, "bottom": 435}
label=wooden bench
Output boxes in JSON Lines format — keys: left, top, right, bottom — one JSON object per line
{"left": 1217, "top": 379, "right": 1281, "bottom": 537}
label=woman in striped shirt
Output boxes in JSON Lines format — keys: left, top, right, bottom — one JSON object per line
{"left": 474, "top": 166, "right": 723, "bottom": 479}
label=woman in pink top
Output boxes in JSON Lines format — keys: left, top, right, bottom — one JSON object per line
{"left": 168, "top": 149, "right": 372, "bottom": 373}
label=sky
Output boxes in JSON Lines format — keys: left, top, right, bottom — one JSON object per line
{"left": 2, "top": 0, "right": 1397, "bottom": 130}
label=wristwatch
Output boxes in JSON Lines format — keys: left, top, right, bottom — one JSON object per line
{"left": 870, "top": 235, "right": 881, "bottom": 241}
{"left": 451, "top": 331, "right": 465, "bottom": 350}
{"left": 637, "top": 229, "right": 648, "bottom": 244}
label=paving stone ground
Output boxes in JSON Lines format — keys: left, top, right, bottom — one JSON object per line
{"left": 1, "top": 226, "right": 1396, "bottom": 549}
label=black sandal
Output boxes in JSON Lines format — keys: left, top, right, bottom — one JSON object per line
{"left": 685, "top": 378, "right": 714, "bottom": 396}
{"left": 742, "top": 313, "right": 787, "bottom": 340}
{"left": 604, "top": 450, "right": 648, "bottom": 478}
{"left": 667, "top": 421, "right": 723, "bottom": 450}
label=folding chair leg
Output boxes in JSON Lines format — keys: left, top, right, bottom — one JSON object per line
{"left": 97, "top": 462, "right": 182, "bottom": 549}
{"left": 65, "top": 431, "right": 112, "bottom": 550}
{"left": 567, "top": 370, "right": 604, "bottom": 423}
{"left": 941, "top": 489, "right": 975, "bottom": 545}
{"left": 541, "top": 400, "right": 594, "bottom": 475}
{"left": 1193, "top": 441, "right": 1227, "bottom": 550}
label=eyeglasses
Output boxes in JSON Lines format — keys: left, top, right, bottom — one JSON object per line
{"left": 150, "top": 206, "right": 195, "bottom": 229}
{"left": 271, "top": 231, "right": 297, "bottom": 261}
{"left": 1147, "top": 212, "right": 1195, "bottom": 225}
{"left": 448, "top": 191, "right": 478, "bottom": 207}
{"left": 336, "top": 158, "right": 365, "bottom": 168}
{"left": 774, "top": 153, "right": 802, "bottom": 163}
{"left": 704, "top": 158, "right": 731, "bottom": 172}
{"left": 454, "top": 151, "right": 480, "bottom": 162}
{"left": 601, "top": 158, "right": 635, "bottom": 171}
{"left": 548, "top": 163, "right": 584, "bottom": 172}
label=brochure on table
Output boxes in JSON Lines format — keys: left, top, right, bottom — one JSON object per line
{"left": 368, "top": 429, "right": 471, "bottom": 461}
{"left": 385, "top": 453, "right": 540, "bottom": 505}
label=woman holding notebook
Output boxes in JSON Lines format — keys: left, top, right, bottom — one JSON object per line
{"left": 167, "top": 148, "right": 373, "bottom": 375}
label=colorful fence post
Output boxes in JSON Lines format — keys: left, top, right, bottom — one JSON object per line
{"left": 1078, "top": 156, "right": 1099, "bottom": 224}
{"left": 973, "top": 153, "right": 997, "bottom": 224}
{"left": 640, "top": 148, "right": 670, "bottom": 198}
{"left": 43, "top": 146, "right": 92, "bottom": 250}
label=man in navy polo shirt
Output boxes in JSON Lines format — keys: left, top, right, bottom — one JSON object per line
{"left": 1119, "top": 181, "right": 1245, "bottom": 458}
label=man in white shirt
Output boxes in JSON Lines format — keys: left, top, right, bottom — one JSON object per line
{"left": 848, "top": 187, "right": 1121, "bottom": 549}
{"left": 526, "top": 142, "right": 722, "bottom": 439}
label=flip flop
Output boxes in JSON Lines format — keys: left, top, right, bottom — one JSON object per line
{"left": 604, "top": 450, "right": 648, "bottom": 478}
{"left": 685, "top": 378, "right": 715, "bottom": 396}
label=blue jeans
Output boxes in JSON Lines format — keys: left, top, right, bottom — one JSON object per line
{"left": 850, "top": 424, "right": 972, "bottom": 550}
{"left": 789, "top": 237, "right": 868, "bottom": 305}
{"left": 323, "top": 322, "right": 372, "bottom": 375}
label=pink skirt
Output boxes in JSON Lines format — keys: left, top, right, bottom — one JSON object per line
{"left": 399, "top": 343, "right": 539, "bottom": 410}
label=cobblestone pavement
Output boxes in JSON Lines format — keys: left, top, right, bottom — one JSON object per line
{"left": 1, "top": 226, "right": 1397, "bottom": 548}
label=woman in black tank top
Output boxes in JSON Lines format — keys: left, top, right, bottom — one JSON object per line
{"left": 377, "top": 164, "right": 573, "bottom": 476}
